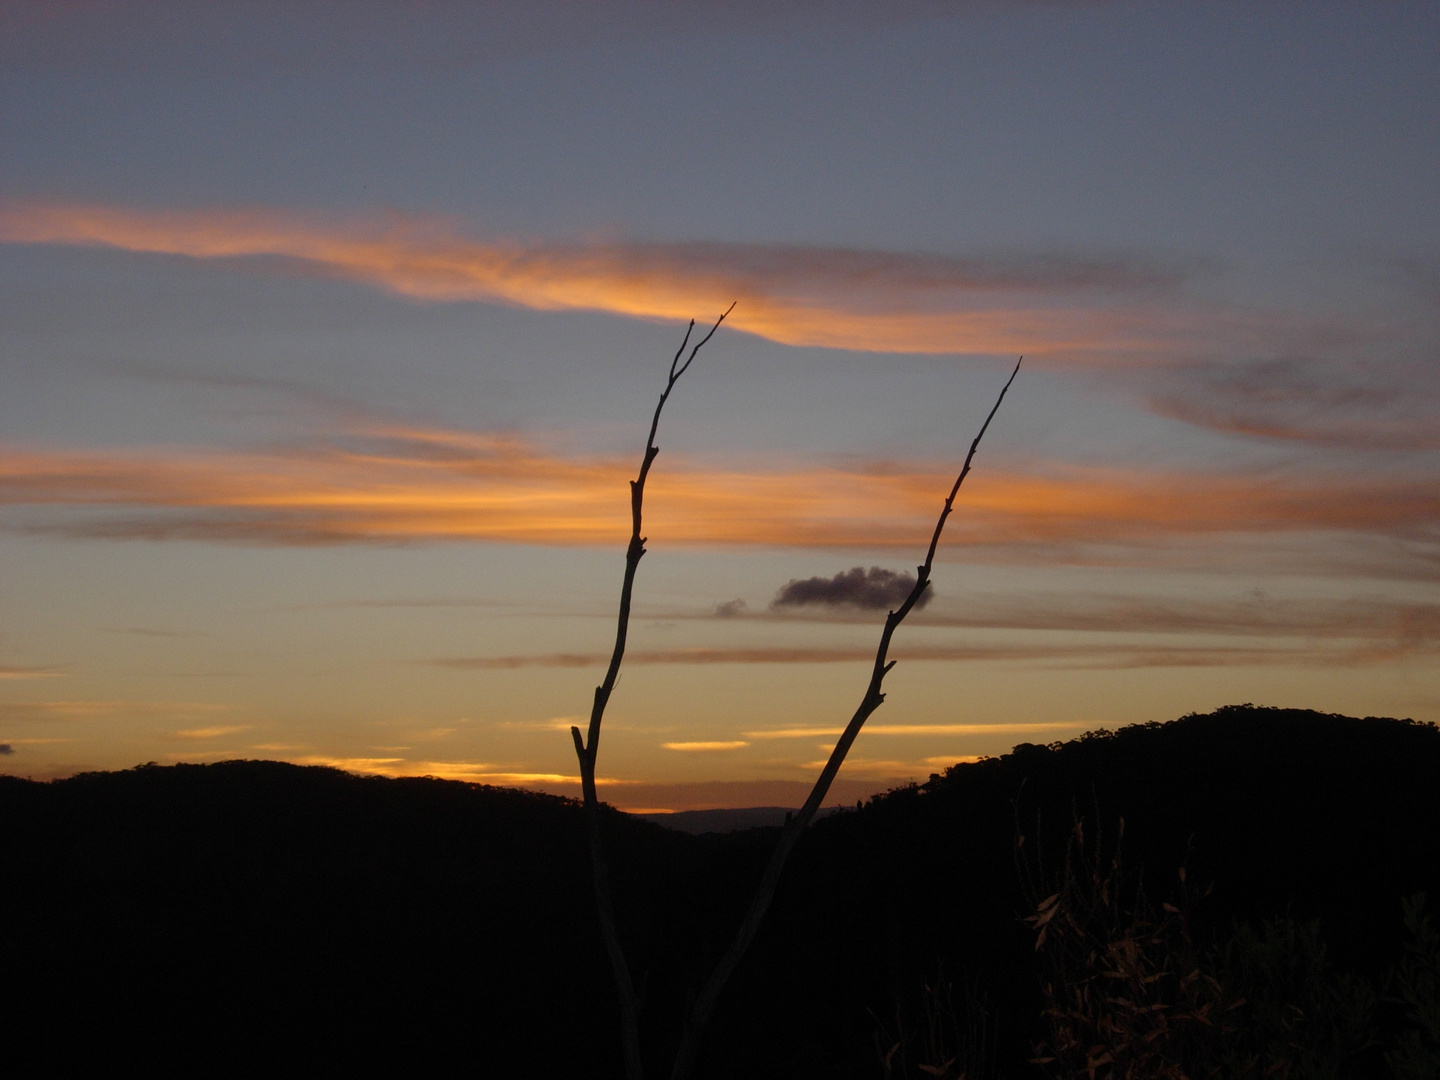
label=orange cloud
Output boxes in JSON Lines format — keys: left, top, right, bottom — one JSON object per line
{"left": 173, "top": 725, "right": 252, "bottom": 739}
{"left": 1, "top": 428, "right": 1435, "bottom": 558}
{"left": 744, "top": 722, "right": 1088, "bottom": 738}
{"left": 0, "top": 699, "right": 231, "bottom": 722}
{"left": 0, "top": 200, "right": 1185, "bottom": 357}
{"left": 662, "top": 740, "right": 751, "bottom": 751}
{"left": 287, "top": 755, "right": 627, "bottom": 786}
{"left": 0, "top": 665, "right": 63, "bottom": 680}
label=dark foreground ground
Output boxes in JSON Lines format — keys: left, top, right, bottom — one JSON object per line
{"left": 3, "top": 705, "right": 1438, "bottom": 1077}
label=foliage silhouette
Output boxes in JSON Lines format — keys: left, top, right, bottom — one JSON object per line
{"left": 1021, "top": 815, "right": 1379, "bottom": 1079}
{"left": 2, "top": 706, "right": 1439, "bottom": 1077}
{"left": 1388, "top": 895, "right": 1440, "bottom": 1080}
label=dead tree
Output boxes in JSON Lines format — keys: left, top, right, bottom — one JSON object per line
{"left": 571, "top": 311, "right": 1020, "bottom": 1080}
{"left": 570, "top": 304, "right": 733, "bottom": 1080}
{"left": 666, "top": 355, "right": 1021, "bottom": 1080}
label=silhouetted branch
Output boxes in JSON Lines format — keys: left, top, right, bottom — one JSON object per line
{"left": 668, "top": 357, "right": 1023, "bottom": 1080}
{"left": 571, "top": 304, "right": 734, "bottom": 1080}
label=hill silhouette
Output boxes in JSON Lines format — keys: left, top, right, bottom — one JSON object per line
{"left": 2, "top": 705, "right": 1437, "bottom": 1077}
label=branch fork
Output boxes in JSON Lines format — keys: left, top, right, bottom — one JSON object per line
{"left": 568, "top": 308, "right": 1019, "bottom": 1080}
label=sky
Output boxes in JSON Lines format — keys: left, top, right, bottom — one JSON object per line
{"left": 1, "top": 1, "right": 1437, "bottom": 811}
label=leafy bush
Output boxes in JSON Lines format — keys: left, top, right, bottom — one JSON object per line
{"left": 1388, "top": 895, "right": 1440, "bottom": 1080}
{"left": 1023, "top": 817, "right": 1385, "bottom": 1080}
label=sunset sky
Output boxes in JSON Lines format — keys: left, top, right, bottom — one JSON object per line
{"left": 2, "top": 1, "right": 1437, "bottom": 810}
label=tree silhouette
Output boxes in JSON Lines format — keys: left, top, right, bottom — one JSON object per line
{"left": 572, "top": 311, "right": 1020, "bottom": 1079}
{"left": 570, "top": 305, "right": 734, "bottom": 1079}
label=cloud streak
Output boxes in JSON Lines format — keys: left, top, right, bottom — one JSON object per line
{"left": 0, "top": 200, "right": 1192, "bottom": 357}
{"left": 0, "top": 699, "right": 231, "bottom": 722}
{"left": 662, "top": 741, "right": 751, "bottom": 751}
{"left": 3, "top": 428, "right": 1437, "bottom": 568}
{"left": 0, "top": 664, "right": 64, "bottom": 679}
{"left": 743, "top": 722, "right": 1090, "bottom": 739}
{"left": 432, "top": 640, "right": 1429, "bottom": 670}
{"left": 1149, "top": 358, "right": 1440, "bottom": 450}
{"left": 720, "top": 593, "right": 1440, "bottom": 649}
{"left": 173, "top": 725, "right": 252, "bottom": 739}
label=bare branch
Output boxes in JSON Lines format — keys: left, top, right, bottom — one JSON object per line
{"left": 668, "top": 357, "right": 1022, "bottom": 1080}
{"left": 571, "top": 306, "right": 734, "bottom": 1080}
{"left": 585, "top": 302, "right": 735, "bottom": 773}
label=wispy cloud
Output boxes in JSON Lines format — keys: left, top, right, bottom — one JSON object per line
{"left": 173, "top": 724, "right": 252, "bottom": 739}
{"left": 0, "top": 664, "right": 64, "bottom": 679}
{"left": 1149, "top": 358, "right": 1440, "bottom": 450}
{"left": 797, "top": 756, "right": 948, "bottom": 779}
{"left": 101, "top": 625, "right": 193, "bottom": 638}
{"left": 0, "top": 200, "right": 1196, "bottom": 357}
{"left": 0, "top": 699, "right": 230, "bottom": 722}
{"left": 743, "top": 722, "right": 1089, "bottom": 738}
{"left": 287, "top": 754, "right": 630, "bottom": 786}
{"left": 433, "top": 640, "right": 1429, "bottom": 670}
{"left": 493, "top": 715, "right": 586, "bottom": 731}
{"left": 3, "top": 427, "right": 1437, "bottom": 562}
{"left": 662, "top": 740, "right": 750, "bottom": 751}
{"left": 731, "top": 593, "right": 1440, "bottom": 651}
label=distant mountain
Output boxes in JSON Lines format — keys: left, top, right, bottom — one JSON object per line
{"left": 2, "top": 705, "right": 1436, "bottom": 1078}
{"left": 637, "top": 805, "right": 844, "bottom": 834}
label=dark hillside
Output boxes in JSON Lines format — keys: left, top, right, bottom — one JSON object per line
{"left": 3, "top": 706, "right": 1437, "bottom": 1077}
{"left": 0, "top": 761, "right": 768, "bottom": 1076}
{"left": 715, "top": 705, "right": 1440, "bottom": 1077}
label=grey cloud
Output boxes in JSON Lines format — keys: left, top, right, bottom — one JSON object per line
{"left": 620, "top": 242, "right": 1193, "bottom": 298}
{"left": 430, "top": 639, "right": 1428, "bottom": 671}
{"left": 714, "top": 599, "right": 748, "bottom": 618}
{"left": 771, "top": 566, "right": 931, "bottom": 611}
{"left": 909, "top": 595, "right": 1440, "bottom": 657}
{"left": 0, "top": 663, "right": 62, "bottom": 677}
{"left": 6, "top": 512, "right": 407, "bottom": 548}
{"left": 0, "top": 744, "right": 13, "bottom": 755}
{"left": 673, "top": 591, "right": 1440, "bottom": 651}
{"left": 1148, "top": 358, "right": 1440, "bottom": 451}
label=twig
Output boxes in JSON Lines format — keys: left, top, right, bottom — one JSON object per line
{"left": 668, "top": 356, "right": 1023, "bottom": 1080}
{"left": 571, "top": 304, "right": 735, "bottom": 1080}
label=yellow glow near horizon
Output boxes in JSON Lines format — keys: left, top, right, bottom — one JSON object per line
{"left": 662, "top": 741, "right": 751, "bottom": 751}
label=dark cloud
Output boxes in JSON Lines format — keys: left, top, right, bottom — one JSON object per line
{"left": 714, "top": 599, "right": 748, "bottom": 618}
{"left": 0, "top": 744, "right": 12, "bottom": 755}
{"left": 1148, "top": 358, "right": 1440, "bottom": 451}
{"left": 772, "top": 566, "right": 931, "bottom": 611}
{"left": 620, "top": 242, "right": 1192, "bottom": 298}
